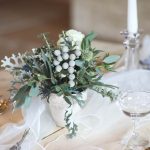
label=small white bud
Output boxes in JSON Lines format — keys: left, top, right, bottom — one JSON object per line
{"left": 62, "top": 46, "right": 69, "bottom": 53}
{"left": 68, "top": 67, "right": 74, "bottom": 74}
{"left": 62, "top": 53, "right": 69, "bottom": 60}
{"left": 57, "top": 55, "right": 63, "bottom": 62}
{"left": 56, "top": 65, "right": 62, "bottom": 72}
{"left": 54, "top": 50, "right": 61, "bottom": 56}
{"left": 61, "top": 74, "right": 66, "bottom": 78}
{"left": 53, "top": 60, "right": 60, "bottom": 66}
{"left": 75, "top": 50, "right": 81, "bottom": 57}
{"left": 62, "top": 62, "right": 69, "bottom": 69}
{"left": 70, "top": 54, "right": 76, "bottom": 60}
{"left": 69, "top": 74, "right": 75, "bottom": 80}
{"left": 69, "top": 60, "right": 75, "bottom": 67}
{"left": 32, "top": 48, "right": 36, "bottom": 53}
{"left": 69, "top": 80, "right": 75, "bottom": 87}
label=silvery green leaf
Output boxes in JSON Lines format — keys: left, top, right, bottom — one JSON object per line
{"left": 64, "top": 96, "right": 72, "bottom": 105}
{"left": 85, "top": 32, "right": 96, "bottom": 43}
{"left": 29, "top": 86, "right": 39, "bottom": 97}
{"left": 75, "top": 60, "right": 84, "bottom": 67}
{"left": 81, "top": 32, "right": 96, "bottom": 50}
{"left": 13, "top": 85, "right": 31, "bottom": 108}
{"left": 23, "top": 96, "right": 32, "bottom": 108}
{"left": 82, "top": 51, "right": 93, "bottom": 61}
{"left": 55, "top": 85, "right": 62, "bottom": 92}
{"left": 37, "top": 75, "right": 48, "bottom": 81}
{"left": 103, "top": 55, "right": 120, "bottom": 64}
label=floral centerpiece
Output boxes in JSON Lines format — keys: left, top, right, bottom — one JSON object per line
{"left": 1, "top": 29, "right": 119, "bottom": 137}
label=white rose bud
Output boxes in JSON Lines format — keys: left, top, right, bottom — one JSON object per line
{"left": 62, "top": 62, "right": 69, "bottom": 69}
{"left": 69, "top": 60, "right": 75, "bottom": 67}
{"left": 69, "top": 80, "right": 75, "bottom": 87}
{"left": 54, "top": 50, "right": 61, "bottom": 56}
{"left": 62, "top": 46, "right": 69, "bottom": 53}
{"left": 62, "top": 53, "right": 69, "bottom": 60}
{"left": 70, "top": 54, "right": 76, "bottom": 60}
{"left": 69, "top": 74, "right": 75, "bottom": 80}
{"left": 53, "top": 60, "right": 60, "bottom": 66}
{"left": 56, "top": 65, "right": 62, "bottom": 72}
{"left": 75, "top": 50, "right": 81, "bottom": 57}
{"left": 57, "top": 55, "right": 63, "bottom": 62}
{"left": 68, "top": 67, "right": 74, "bottom": 74}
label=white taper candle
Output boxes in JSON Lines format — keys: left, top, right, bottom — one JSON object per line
{"left": 127, "top": 0, "right": 138, "bottom": 33}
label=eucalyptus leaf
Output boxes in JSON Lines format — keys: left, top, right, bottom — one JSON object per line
{"left": 81, "top": 32, "right": 96, "bottom": 50}
{"left": 13, "top": 85, "right": 31, "bottom": 108}
{"left": 64, "top": 96, "right": 72, "bottom": 105}
{"left": 29, "top": 86, "right": 39, "bottom": 97}
{"left": 85, "top": 32, "right": 96, "bottom": 43}
{"left": 103, "top": 55, "right": 120, "bottom": 64}
{"left": 23, "top": 96, "right": 32, "bottom": 108}
{"left": 75, "top": 60, "right": 84, "bottom": 67}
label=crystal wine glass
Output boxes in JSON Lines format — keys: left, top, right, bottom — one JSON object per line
{"left": 118, "top": 91, "right": 150, "bottom": 149}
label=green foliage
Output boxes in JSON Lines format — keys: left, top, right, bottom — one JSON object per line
{"left": 65, "top": 105, "right": 78, "bottom": 138}
{"left": 13, "top": 85, "right": 31, "bottom": 108}
{"left": 2, "top": 30, "right": 120, "bottom": 138}
{"left": 103, "top": 55, "right": 120, "bottom": 64}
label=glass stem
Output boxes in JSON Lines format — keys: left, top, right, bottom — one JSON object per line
{"left": 131, "top": 115, "right": 139, "bottom": 137}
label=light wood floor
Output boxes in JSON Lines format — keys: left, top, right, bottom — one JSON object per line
{"left": 0, "top": 0, "right": 70, "bottom": 60}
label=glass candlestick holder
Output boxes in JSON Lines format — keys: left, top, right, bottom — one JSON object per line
{"left": 120, "top": 30, "right": 141, "bottom": 70}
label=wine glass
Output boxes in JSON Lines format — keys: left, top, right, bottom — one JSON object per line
{"left": 118, "top": 91, "right": 150, "bottom": 149}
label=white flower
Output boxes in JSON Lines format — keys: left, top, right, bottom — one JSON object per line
{"left": 66, "top": 30, "right": 85, "bottom": 44}
{"left": 70, "top": 54, "right": 76, "bottom": 60}
{"left": 68, "top": 67, "right": 74, "bottom": 74}
{"left": 56, "top": 65, "right": 62, "bottom": 72}
{"left": 69, "top": 74, "right": 75, "bottom": 80}
{"left": 69, "top": 60, "right": 75, "bottom": 67}
{"left": 69, "top": 80, "right": 75, "bottom": 87}
{"left": 75, "top": 50, "right": 81, "bottom": 57}
{"left": 62, "top": 53, "right": 69, "bottom": 60}
{"left": 57, "top": 55, "right": 63, "bottom": 62}
{"left": 62, "top": 46, "right": 69, "bottom": 53}
{"left": 54, "top": 50, "right": 61, "bottom": 56}
{"left": 62, "top": 62, "right": 69, "bottom": 69}
{"left": 53, "top": 60, "right": 60, "bottom": 66}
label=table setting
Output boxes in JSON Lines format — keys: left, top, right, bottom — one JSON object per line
{"left": 1, "top": 0, "right": 150, "bottom": 150}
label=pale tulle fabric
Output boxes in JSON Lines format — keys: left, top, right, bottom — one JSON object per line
{"left": 0, "top": 69, "right": 150, "bottom": 150}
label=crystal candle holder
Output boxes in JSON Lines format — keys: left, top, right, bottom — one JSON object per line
{"left": 120, "top": 30, "right": 141, "bottom": 70}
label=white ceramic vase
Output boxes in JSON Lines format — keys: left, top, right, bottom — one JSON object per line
{"left": 48, "top": 91, "right": 87, "bottom": 127}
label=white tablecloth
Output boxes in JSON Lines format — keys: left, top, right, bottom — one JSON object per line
{"left": 0, "top": 69, "right": 150, "bottom": 150}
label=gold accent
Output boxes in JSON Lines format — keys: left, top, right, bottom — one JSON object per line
{"left": 42, "top": 127, "right": 64, "bottom": 140}
{"left": 0, "top": 96, "right": 10, "bottom": 115}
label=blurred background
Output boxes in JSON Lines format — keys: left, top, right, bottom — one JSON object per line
{"left": 0, "top": 0, "right": 149, "bottom": 60}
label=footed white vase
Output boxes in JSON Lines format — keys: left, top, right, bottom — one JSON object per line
{"left": 48, "top": 91, "right": 87, "bottom": 127}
